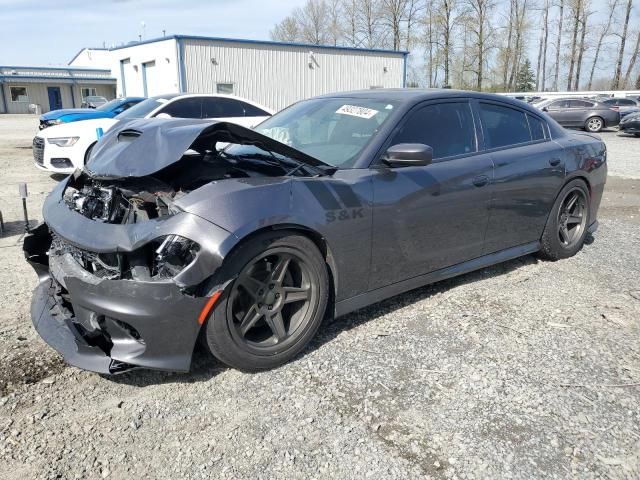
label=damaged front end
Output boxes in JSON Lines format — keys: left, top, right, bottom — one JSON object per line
{"left": 24, "top": 118, "right": 324, "bottom": 374}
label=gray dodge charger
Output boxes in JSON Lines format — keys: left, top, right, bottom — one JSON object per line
{"left": 24, "top": 89, "right": 607, "bottom": 374}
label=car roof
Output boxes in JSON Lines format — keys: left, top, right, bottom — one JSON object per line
{"left": 316, "top": 88, "right": 545, "bottom": 112}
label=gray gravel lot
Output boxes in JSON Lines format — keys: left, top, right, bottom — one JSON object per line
{"left": 1, "top": 116, "right": 639, "bottom": 479}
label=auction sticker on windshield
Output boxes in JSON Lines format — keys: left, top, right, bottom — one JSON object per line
{"left": 336, "top": 105, "right": 379, "bottom": 119}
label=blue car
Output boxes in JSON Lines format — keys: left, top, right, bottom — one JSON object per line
{"left": 39, "top": 97, "right": 146, "bottom": 130}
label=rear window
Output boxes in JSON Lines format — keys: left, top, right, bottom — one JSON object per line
{"left": 479, "top": 103, "right": 531, "bottom": 149}
{"left": 527, "top": 114, "right": 547, "bottom": 141}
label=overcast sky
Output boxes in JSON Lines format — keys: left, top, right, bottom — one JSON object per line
{"left": 0, "top": 0, "right": 306, "bottom": 66}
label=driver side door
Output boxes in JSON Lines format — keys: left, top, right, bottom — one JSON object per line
{"left": 369, "top": 100, "right": 495, "bottom": 290}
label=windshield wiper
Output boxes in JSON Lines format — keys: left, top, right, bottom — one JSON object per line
{"left": 221, "top": 149, "right": 335, "bottom": 177}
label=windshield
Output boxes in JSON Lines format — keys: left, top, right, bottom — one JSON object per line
{"left": 116, "top": 96, "right": 175, "bottom": 120}
{"left": 225, "top": 98, "right": 398, "bottom": 168}
{"left": 96, "top": 99, "right": 123, "bottom": 112}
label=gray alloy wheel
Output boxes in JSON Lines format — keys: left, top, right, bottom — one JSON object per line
{"left": 227, "top": 249, "right": 318, "bottom": 353}
{"left": 556, "top": 187, "right": 588, "bottom": 248}
{"left": 585, "top": 117, "right": 604, "bottom": 133}
{"left": 539, "top": 179, "right": 591, "bottom": 261}
{"left": 205, "top": 232, "right": 329, "bottom": 371}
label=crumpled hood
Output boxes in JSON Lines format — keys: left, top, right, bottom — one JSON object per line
{"left": 84, "top": 117, "right": 330, "bottom": 179}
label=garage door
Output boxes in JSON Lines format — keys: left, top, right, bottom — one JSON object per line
{"left": 142, "top": 61, "right": 158, "bottom": 97}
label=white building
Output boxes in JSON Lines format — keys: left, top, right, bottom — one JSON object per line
{"left": 0, "top": 65, "right": 116, "bottom": 114}
{"left": 71, "top": 35, "right": 408, "bottom": 111}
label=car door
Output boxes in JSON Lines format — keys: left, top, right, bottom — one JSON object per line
{"left": 565, "top": 99, "right": 594, "bottom": 126}
{"left": 202, "top": 97, "right": 269, "bottom": 128}
{"left": 477, "top": 101, "right": 566, "bottom": 254}
{"left": 369, "top": 100, "right": 495, "bottom": 290}
{"left": 543, "top": 99, "right": 570, "bottom": 125}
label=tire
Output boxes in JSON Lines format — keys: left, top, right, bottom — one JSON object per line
{"left": 634, "top": 133, "right": 640, "bottom": 138}
{"left": 585, "top": 116, "right": 604, "bottom": 133}
{"left": 204, "top": 231, "right": 329, "bottom": 371}
{"left": 84, "top": 142, "right": 96, "bottom": 165}
{"left": 539, "top": 179, "right": 591, "bottom": 261}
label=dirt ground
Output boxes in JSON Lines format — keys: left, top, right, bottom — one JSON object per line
{"left": 1, "top": 115, "right": 639, "bottom": 479}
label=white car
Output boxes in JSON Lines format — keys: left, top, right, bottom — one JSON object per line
{"left": 33, "top": 93, "right": 273, "bottom": 174}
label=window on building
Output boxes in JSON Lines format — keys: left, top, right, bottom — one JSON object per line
{"left": 81, "top": 87, "right": 97, "bottom": 99}
{"left": 479, "top": 103, "right": 531, "bottom": 149}
{"left": 390, "top": 102, "right": 476, "bottom": 160}
{"left": 216, "top": 83, "right": 234, "bottom": 95}
{"left": 10, "top": 86, "right": 28, "bottom": 102}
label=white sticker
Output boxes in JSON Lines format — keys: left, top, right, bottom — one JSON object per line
{"left": 336, "top": 105, "right": 379, "bottom": 119}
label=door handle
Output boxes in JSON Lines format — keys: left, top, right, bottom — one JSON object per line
{"left": 472, "top": 175, "right": 489, "bottom": 187}
{"left": 549, "top": 158, "right": 561, "bottom": 166}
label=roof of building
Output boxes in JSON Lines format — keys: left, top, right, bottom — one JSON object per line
{"left": 67, "top": 47, "right": 110, "bottom": 66}
{"left": 0, "top": 65, "right": 115, "bottom": 84}
{"left": 108, "top": 34, "right": 409, "bottom": 56}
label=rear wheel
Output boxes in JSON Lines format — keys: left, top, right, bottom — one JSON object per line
{"left": 204, "top": 232, "right": 329, "bottom": 371}
{"left": 539, "top": 180, "right": 590, "bottom": 261}
{"left": 585, "top": 116, "right": 604, "bottom": 133}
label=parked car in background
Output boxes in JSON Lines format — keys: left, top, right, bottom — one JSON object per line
{"left": 39, "top": 97, "right": 146, "bottom": 130}
{"left": 24, "top": 89, "right": 606, "bottom": 374}
{"left": 33, "top": 93, "right": 273, "bottom": 174}
{"left": 600, "top": 97, "right": 640, "bottom": 118}
{"left": 81, "top": 96, "right": 108, "bottom": 108}
{"left": 618, "top": 111, "right": 640, "bottom": 136}
{"left": 535, "top": 98, "right": 620, "bottom": 132}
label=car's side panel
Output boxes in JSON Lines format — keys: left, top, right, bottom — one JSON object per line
{"left": 369, "top": 154, "right": 494, "bottom": 290}
{"left": 483, "top": 140, "right": 566, "bottom": 254}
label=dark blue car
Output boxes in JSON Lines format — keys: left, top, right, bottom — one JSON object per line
{"left": 38, "top": 97, "right": 145, "bottom": 130}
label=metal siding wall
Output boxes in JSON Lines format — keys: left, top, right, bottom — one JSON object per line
{"left": 110, "top": 40, "right": 180, "bottom": 97}
{"left": 182, "top": 39, "right": 405, "bottom": 111}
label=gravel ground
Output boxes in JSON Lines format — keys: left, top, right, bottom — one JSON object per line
{"left": 1, "top": 116, "right": 639, "bottom": 479}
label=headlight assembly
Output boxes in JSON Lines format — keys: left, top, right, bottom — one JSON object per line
{"left": 47, "top": 136, "right": 79, "bottom": 147}
{"left": 152, "top": 235, "right": 200, "bottom": 279}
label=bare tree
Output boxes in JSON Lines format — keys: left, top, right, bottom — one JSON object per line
{"left": 270, "top": 0, "right": 330, "bottom": 45}
{"left": 623, "top": 31, "right": 640, "bottom": 87}
{"left": 359, "top": 0, "right": 383, "bottom": 48}
{"left": 507, "top": 0, "right": 528, "bottom": 91}
{"left": 327, "top": 0, "right": 344, "bottom": 46}
{"left": 270, "top": 16, "right": 300, "bottom": 42}
{"left": 404, "top": 0, "right": 425, "bottom": 50}
{"left": 573, "top": 2, "right": 591, "bottom": 90}
{"left": 611, "top": 0, "right": 633, "bottom": 89}
{"left": 342, "top": 0, "right": 360, "bottom": 47}
{"left": 434, "top": 0, "right": 459, "bottom": 87}
{"left": 535, "top": 0, "right": 551, "bottom": 91}
{"left": 587, "top": 0, "right": 618, "bottom": 90}
{"left": 465, "top": 0, "right": 495, "bottom": 90}
{"left": 553, "top": 0, "right": 564, "bottom": 90}
{"left": 566, "top": 0, "right": 583, "bottom": 90}
{"left": 380, "top": 0, "right": 409, "bottom": 50}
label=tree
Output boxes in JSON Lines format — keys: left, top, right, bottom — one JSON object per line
{"left": 535, "top": 0, "right": 550, "bottom": 91}
{"left": 464, "top": 0, "right": 495, "bottom": 91}
{"left": 553, "top": 0, "right": 564, "bottom": 90}
{"left": 623, "top": 31, "right": 640, "bottom": 88}
{"left": 566, "top": 0, "right": 583, "bottom": 90}
{"left": 516, "top": 58, "right": 536, "bottom": 91}
{"left": 612, "top": 0, "right": 633, "bottom": 89}
{"left": 587, "top": 0, "right": 618, "bottom": 90}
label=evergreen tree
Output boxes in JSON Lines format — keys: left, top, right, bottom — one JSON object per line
{"left": 515, "top": 58, "right": 536, "bottom": 92}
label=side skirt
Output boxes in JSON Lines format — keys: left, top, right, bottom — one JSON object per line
{"left": 335, "top": 241, "right": 540, "bottom": 318}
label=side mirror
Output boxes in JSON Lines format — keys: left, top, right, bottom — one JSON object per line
{"left": 382, "top": 143, "right": 433, "bottom": 167}
{"left": 155, "top": 113, "right": 172, "bottom": 119}
{"left": 541, "top": 107, "right": 549, "bottom": 112}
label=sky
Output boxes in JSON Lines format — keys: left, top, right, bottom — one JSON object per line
{"left": 0, "top": 0, "right": 306, "bottom": 66}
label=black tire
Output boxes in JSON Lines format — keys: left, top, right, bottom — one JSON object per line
{"left": 584, "top": 116, "right": 604, "bottom": 133}
{"left": 539, "top": 179, "right": 591, "bottom": 261}
{"left": 204, "top": 231, "right": 329, "bottom": 371}
{"left": 84, "top": 142, "right": 96, "bottom": 165}
{"left": 634, "top": 133, "right": 640, "bottom": 137}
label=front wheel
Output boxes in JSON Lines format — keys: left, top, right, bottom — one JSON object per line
{"left": 539, "top": 180, "right": 591, "bottom": 261}
{"left": 204, "top": 232, "right": 329, "bottom": 371}
{"left": 585, "top": 116, "right": 604, "bottom": 133}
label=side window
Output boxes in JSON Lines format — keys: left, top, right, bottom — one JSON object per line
{"left": 527, "top": 114, "right": 547, "bottom": 141}
{"left": 242, "top": 102, "right": 270, "bottom": 117}
{"left": 202, "top": 98, "right": 245, "bottom": 118}
{"left": 157, "top": 97, "right": 202, "bottom": 118}
{"left": 479, "top": 103, "right": 531, "bottom": 149}
{"left": 619, "top": 99, "right": 636, "bottom": 106}
{"left": 568, "top": 100, "right": 593, "bottom": 108}
{"left": 390, "top": 102, "right": 476, "bottom": 160}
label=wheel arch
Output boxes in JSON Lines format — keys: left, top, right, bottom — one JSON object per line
{"left": 541, "top": 175, "right": 592, "bottom": 240}
{"left": 221, "top": 223, "right": 339, "bottom": 312}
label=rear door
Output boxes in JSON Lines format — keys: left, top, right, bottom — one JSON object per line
{"left": 369, "top": 99, "right": 495, "bottom": 289}
{"left": 566, "top": 99, "right": 594, "bottom": 126}
{"left": 478, "top": 101, "right": 565, "bottom": 254}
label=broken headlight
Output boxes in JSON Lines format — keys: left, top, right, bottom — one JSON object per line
{"left": 152, "top": 235, "right": 200, "bottom": 279}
